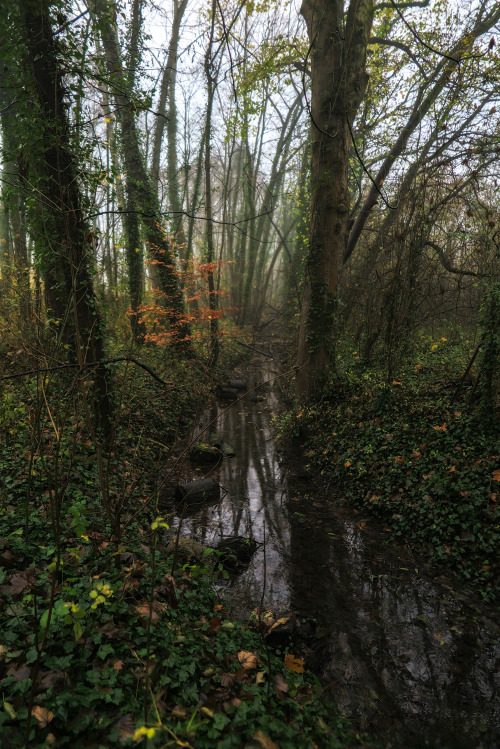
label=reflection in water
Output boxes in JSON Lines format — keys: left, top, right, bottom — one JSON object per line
{"left": 166, "top": 361, "right": 500, "bottom": 748}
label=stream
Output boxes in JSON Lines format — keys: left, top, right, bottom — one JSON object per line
{"left": 163, "top": 357, "right": 500, "bottom": 748}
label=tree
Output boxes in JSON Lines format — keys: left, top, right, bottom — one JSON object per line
{"left": 90, "top": 0, "right": 191, "bottom": 347}
{"left": 296, "top": 0, "right": 374, "bottom": 397}
{"left": 296, "top": 0, "right": 500, "bottom": 399}
{"left": 1, "top": 0, "right": 113, "bottom": 432}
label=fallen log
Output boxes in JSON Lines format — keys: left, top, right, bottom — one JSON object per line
{"left": 189, "top": 443, "right": 223, "bottom": 464}
{"left": 174, "top": 478, "right": 221, "bottom": 515}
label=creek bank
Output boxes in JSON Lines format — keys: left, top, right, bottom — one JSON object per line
{"left": 162, "top": 356, "right": 500, "bottom": 749}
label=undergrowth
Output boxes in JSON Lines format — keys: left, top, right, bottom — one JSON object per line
{"left": 0, "top": 335, "right": 368, "bottom": 747}
{"left": 282, "top": 331, "right": 500, "bottom": 603}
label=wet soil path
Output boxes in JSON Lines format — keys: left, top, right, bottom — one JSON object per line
{"left": 164, "top": 357, "right": 499, "bottom": 748}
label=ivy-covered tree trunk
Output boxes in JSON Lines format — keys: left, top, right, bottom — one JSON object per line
{"left": 0, "top": 48, "right": 31, "bottom": 321}
{"left": 151, "top": 0, "right": 188, "bottom": 256}
{"left": 296, "top": 0, "right": 374, "bottom": 399}
{"left": 479, "top": 282, "right": 500, "bottom": 415}
{"left": 92, "top": 0, "right": 190, "bottom": 348}
{"left": 203, "top": 0, "right": 219, "bottom": 367}
{"left": 10, "top": 0, "right": 114, "bottom": 433}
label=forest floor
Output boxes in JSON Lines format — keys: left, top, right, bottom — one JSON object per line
{"left": 279, "top": 330, "right": 500, "bottom": 605}
{"left": 1, "top": 327, "right": 498, "bottom": 748}
{"left": 0, "top": 336, "right": 374, "bottom": 748}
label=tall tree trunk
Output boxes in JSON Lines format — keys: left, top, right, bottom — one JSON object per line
{"left": 7, "top": 0, "right": 114, "bottom": 433}
{"left": 203, "top": 0, "right": 219, "bottom": 366}
{"left": 92, "top": 0, "right": 190, "bottom": 347}
{"left": 151, "top": 0, "right": 188, "bottom": 256}
{"left": 296, "top": 0, "right": 374, "bottom": 399}
{"left": 0, "top": 51, "right": 31, "bottom": 321}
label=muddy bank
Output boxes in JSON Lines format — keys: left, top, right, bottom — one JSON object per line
{"left": 162, "top": 358, "right": 500, "bottom": 748}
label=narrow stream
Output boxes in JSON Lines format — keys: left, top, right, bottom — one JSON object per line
{"left": 164, "top": 358, "right": 500, "bottom": 748}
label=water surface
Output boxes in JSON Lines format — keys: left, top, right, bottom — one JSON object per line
{"left": 164, "top": 359, "right": 500, "bottom": 748}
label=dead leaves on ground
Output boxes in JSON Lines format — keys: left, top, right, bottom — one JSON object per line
{"left": 253, "top": 730, "right": 280, "bottom": 749}
{"left": 237, "top": 650, "right": 258, "bottom": 670}
{"left": 31, "top": 705, "right": 54, "bottom": 728}
{"left": 284, "top": 654, "right": 304, "bottom": 673}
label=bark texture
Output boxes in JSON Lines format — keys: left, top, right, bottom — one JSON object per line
{"left": 296, "top": 0, "right": 374, "bottom": 398}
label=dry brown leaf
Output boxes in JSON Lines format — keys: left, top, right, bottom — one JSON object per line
{"left": 172, "top": 705, "right": 188, "bottom": 719}
{"left": 237, "top": 650, "right": 257, "bottom": 670}
{"left": 31, "top": 705, "right": 54, "bottom": 728}
{"left": 0, "top": 569, "right": 35, "bottom": 597}
{"left": 113, "top": 660, "right": 123, "bottom": 671}
{"left": 256, "top": 671, "right": 265, "bottom": 684}
{"left": 37, "top": 670, "right": 70, "bottom": 691}
{"left": 273, "top": 673, "right": 289, "bottom": 697}
{"left": 432, "top": 423, "right": 447, "bottom": 432}
{"left": 6, "top": 663, "right": 31, "bottom": 682}
{"left": 134, "top": 600, "right": 167, "bottom": 622}
{"left": 284, "top": 654, "right": 304, "bottom": 673}
{"left": 113, "top": 713, "right": 135, "bottom": 741}
{"left": 220, "top": 672, "right": 234, "bottom": 687}
{"left": 268, "top": 616, "right": 291, "bottom": 634}
{"left": 253, "top": 729, "right": 280, "bottom": 749}
{"left": 492, "top": 468, "right": 500, "bottom": 482}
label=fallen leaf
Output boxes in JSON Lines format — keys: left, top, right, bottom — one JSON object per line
{"left": 113, "top": 660, "right": 123, "bottom": 671}
{"left": 220, "top": 672, "right": 234, "bottom": 687}
{"left": 6, "top": 663, "right": 30, "bottom": 682}
{"left": 113, "top": 713, "right": 135, "bottom": 741}
{"left": 432, "top": 423, "right": 447, "bottom": 432}
{"left": 134, "top": 600, "right": 167, "bottom": 622}
{"left": 0, "top": 569, "right": 35, "bottom": 597}
{"left": 237, "top": 651, "right": 258, "bottom": 670}
{"left": 273, "top": 673, "right": 289, "bottom": 697}
{"left": 37, "top": 670, "right": 70, "bottom": 690}
{"left": 253, "top": 729, "right": 280, "bottom": 749}
{"left": 256, "top": 671, "right": 265, "bottom": 684}
{"left": 31, "top": 705, "right": 54, "bottom": 727}
{"left": 172, "top": 705, "right": 188, "bottom": 719}
{"left": 492, "top": 469, "right": 500, "bottom": 482}
{"left": 3, "top": 701, "right": 16, "bottom": 719}
{"left": 284, "top": 654, "right": 304, "bottom": 673}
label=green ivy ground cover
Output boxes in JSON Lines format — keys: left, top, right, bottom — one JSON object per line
{"left": 282, "top": 334, "right": 500, "bottom": 603}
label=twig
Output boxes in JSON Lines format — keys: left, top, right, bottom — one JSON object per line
{"left": 0, "top": 357, "right": 173, "bottom": 388}
{"left": 233, "top": 339, "right": 277, "bottom": 360}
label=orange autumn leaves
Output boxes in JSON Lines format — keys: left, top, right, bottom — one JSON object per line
{"left": 237, "top": 651, "right": 304, "bottom": 674}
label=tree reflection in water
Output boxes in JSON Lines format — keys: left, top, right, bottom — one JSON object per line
{"left": 167, "top": 361, "right": 500, "bottom": 748}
